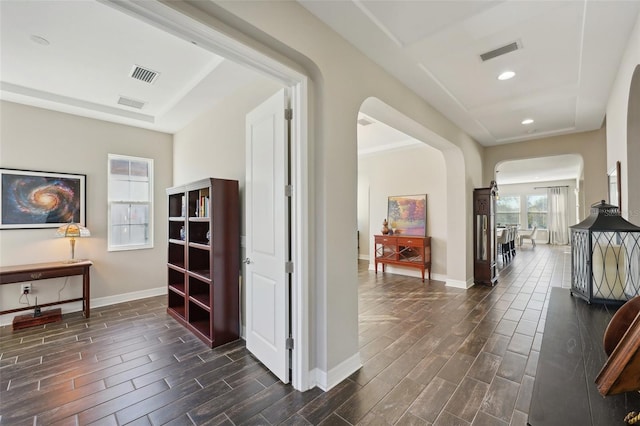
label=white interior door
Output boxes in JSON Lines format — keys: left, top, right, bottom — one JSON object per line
{"left": 245, "top": 89, "right": 290, "bottom": 383}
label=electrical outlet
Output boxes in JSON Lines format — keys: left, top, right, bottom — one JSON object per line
{"left": 21, "top": 283, "right": 31, "bottom": 294}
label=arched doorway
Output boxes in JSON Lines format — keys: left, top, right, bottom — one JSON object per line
{"left": 494, "top": 154, "right": 584, "bottom": 245}
{"left": 626, "top": 65, "right": 640, "bottom": 223}
{"left": 359, "top": 97, "right": 471, "bottom": 288}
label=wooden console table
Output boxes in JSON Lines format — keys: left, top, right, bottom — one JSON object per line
{"left": 0, "top": 260, "right": 92, "bottom": 318}
{"left": 374, "top": 235, "right": 431, "bottom": 281}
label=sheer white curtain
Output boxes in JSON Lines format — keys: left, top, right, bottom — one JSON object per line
{"left": 548, "top": 187, "right": 569, "bottom": 245}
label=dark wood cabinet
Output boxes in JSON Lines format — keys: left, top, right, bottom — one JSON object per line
{"left": 166, "top": 178, "right": 239, "bottom": 347}
{"left": 374, "top": 235, "right": 431, "bottom": 281}
{"left": 473, "top": 187, "right": 497, "bottom": 286}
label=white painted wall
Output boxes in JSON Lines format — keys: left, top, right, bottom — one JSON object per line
{"left": 606, "top": 15, "right": 640, "bottom": 224}
{"left": 359, "top": 144, "right": 447, "bottom": 279}
{"left": 173, "top": 78, "right": 282, "bottom": 205}
{"left": 169, "top": 0, "right": 484, "bottom": 387}
{"left": 357, "top": 173, "right": 370, "bottom": 260}
{"left": 0, "top": 101, "right": 173, "bottom": 324}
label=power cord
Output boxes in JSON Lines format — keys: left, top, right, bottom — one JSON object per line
{"left": 58, "top": 277, "right": 69, "bottom": 301}
{"left": 18, "top": 292, "right": 31, "bottom": 306}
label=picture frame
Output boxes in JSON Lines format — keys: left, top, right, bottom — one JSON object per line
{"left": 1, "top": 168, "right": 86, "bottom": 229}
{"left": 387, "top": 194, "right": 427, "bottom": 236}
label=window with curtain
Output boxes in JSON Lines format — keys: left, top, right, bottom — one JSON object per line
{"left": 548, "top": 187, "right": 569, "bottom": 244}
{"left": 526, "top": 194, "right": 548, "bottom": 230}
{"left": 496, "top": 196, "right": 520, "bottom": 226}
{"left": 108, "top": 154, "right": 153, "bottom": 251}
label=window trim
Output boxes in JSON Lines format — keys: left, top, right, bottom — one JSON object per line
{"left": 107, "top": 154, "right": 154, "bottom": 251}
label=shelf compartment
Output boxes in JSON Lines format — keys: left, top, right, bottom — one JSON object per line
{"left": 168, "top": 242, "right": 185, "bottom": 268}
{"left": 188, "top": 301, "right": 211, "bottom": 338}
{"left": 169, "top": 193, "right": 186, "bottom": 218}
{"left": 169, "top": 220, "right": 186, "bottom": 242}
{"left": 188, "top": 220, "right": 210, "bottom": 246}
{"left": 168, "top": 269, "right": 185, "bottom": 294}
{"left": 188, "top": 276, "right": 211, "bottom": 310}
{"left": 168, "top": 291, "right": 185, "bottom": 319}
{"left": 188, "top": 188, "right": 210, "bottom": 219}
{"left": 188, "top": 246, "right": 210, "bottom": 275}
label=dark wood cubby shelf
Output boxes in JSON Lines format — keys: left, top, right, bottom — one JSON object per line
{"left": 166, "top": 178, "right": 239, "bottom": 348}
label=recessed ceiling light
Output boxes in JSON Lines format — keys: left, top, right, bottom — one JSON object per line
{"left": 29, "top": 35, "right": 50, "bottom": 46}
{"left": 497, "top": 71, "right": 515, "bottom": 80}
{"left": 522, "top": 118, "right": 534, "bottom": 125}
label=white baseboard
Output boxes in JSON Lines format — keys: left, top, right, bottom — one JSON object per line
{"left": 92, "top": 286, "right": 167, "bottom": 309}
{"left": 358, "top": 254, "right": 370, "bottom": 261}
{"left": 314, "top": 352, "right": 362, "bottom": 391}
{"left": 446, "top": 278, "right": 475, "bottom": 289}
{"left": 0, "top": 286, "right": 167, "bottom": 326}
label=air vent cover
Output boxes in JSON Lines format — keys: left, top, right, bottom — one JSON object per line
{"left": 480, "top": 41, "right": 520, "bottom": 62}
{"left": 118, "top": 96, "right": 146, "bottom": 109}
{"left": 130, "top": 65, "right": 159, "bottom": 84}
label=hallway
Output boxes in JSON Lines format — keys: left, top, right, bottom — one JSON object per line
{"left": 0, "top": 245, "right": 571, "bottom": 425}
{"left": 348, "top": 244, "right": 570, "bottom": 425}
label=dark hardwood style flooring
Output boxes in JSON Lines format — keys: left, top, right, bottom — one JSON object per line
{"left": 0, "top": 244, "right": 570, "bottom": 425}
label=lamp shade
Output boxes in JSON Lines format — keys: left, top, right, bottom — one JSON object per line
{"left": 55, "top": 223, "right": 90, "bottom": 262}
{"left": 55, "top": 223, "right": 91, "bottom": 238}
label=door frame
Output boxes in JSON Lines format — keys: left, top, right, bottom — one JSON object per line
{"left": 108, "top": 0, "right": 311, "bottom": 391}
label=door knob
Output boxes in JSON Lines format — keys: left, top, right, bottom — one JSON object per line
{"left": 243, "top": 257, "right": 252, "bottom": 264}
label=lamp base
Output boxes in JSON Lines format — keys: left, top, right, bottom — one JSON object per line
{"left": 62, "top": 258, "right": 84, "bottom": 264}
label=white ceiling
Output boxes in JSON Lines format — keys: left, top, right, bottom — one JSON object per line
{"left": 496, "top": 154, "right": 583, "bottom": 185}
{"left": 0, "top": 0, "right": 272, "bottom": 134}
{"left": 300, "top": 0, "right": 640, "bottom": 146}
{"left": 357, "top": 112, "right": 424, "bottom": 156}
{"left": 1, "top": 1, "right": 635, "bottom": 185}
{"left": 357, "top": 113, "right": 584, "bottom": 184}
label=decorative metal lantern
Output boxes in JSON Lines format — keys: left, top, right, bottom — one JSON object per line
{"left": 570, "top": 200, "right": 640, "bottom": 304}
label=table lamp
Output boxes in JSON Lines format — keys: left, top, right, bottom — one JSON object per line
{"left": 56, "top": 223, "right": 90, "bottom": 263}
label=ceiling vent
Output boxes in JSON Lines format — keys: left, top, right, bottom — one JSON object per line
{"left": 129, "top": 65, "right": 159, "bottom": 84}
{"left": 117, "top": 96, "right": 146, "bottom": 109}
{"left": 357, "top": 117, "right": 374, "bottom": 126}
{"left": 480, "top": 41, "right": 520, "bottom": 62}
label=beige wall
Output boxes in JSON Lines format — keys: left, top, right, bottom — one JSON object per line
{"left": 358, "top": 145, "right": 448, "bottom": 279}
{"left": 484, "top": 128, "right": 608, "bottom": 220}
{"left": 606, "top": 15, "right": 640, "bottom": 224}
{"left": 172, "top": 0, "right": 484, "bottom": 382}
{"left": 0, "top": 101, "right": 173, "bottom": 323}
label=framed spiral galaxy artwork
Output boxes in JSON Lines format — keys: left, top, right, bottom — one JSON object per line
{"left": 0, "top": 168, "right": 86, "bottom": 229}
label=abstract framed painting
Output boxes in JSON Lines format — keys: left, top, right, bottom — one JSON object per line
{"left": 0, "top": 168, "right": 86, "bottom": 229}
{"left": 387, "top": 194, "right": 427, "bottom": 236}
